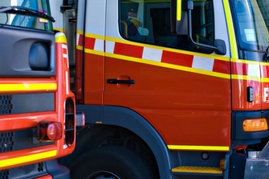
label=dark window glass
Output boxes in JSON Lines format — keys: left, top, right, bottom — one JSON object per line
{"left": 119, "top": 0, "right": 215, "bottom": 54}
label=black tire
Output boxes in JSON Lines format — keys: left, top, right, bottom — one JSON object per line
{"left": 70, "top": 145, "right": 156, "bottom": 179}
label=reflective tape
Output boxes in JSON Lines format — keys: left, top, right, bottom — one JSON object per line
{"left": 0, "top": 150, "right": 57, "bottom": 168}
{"left": 0, "top": 83, "right": 57, "bottom": 92}
{"left": 168, "top": 145, "right": 229, "bottom": 151}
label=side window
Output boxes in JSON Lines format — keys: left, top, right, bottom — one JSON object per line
{"left": 119, "top": 0, "right": 215, "bottom": 53}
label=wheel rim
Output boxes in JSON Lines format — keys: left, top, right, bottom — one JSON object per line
{"left": 87, "top": 171, "right": 121, "bottom": 179}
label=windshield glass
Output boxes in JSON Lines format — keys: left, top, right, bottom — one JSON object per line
{"left": 231, "top": 0, "right": 269, "bottom": 52}
{"left": 0, "top": 0, "right": 53, "bottom": 31}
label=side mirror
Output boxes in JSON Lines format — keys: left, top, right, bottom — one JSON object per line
{"left": 214, "top": 39, "right": 226, "bottom": 55}
{"left": 171, "top": 0, "right": 226, "bottom": 55}
{"left": 176, "top": 12, "right": 188, "bottom": 35}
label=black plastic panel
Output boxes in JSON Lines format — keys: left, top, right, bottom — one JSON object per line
{"left": 0, "top": 26, "right": 55, "bottom": 77}
{"left": 0, "top": 93, "right": 54, "bottom": 115}
{"left": 232, "top": 111, "right": 269, "bottom": 140}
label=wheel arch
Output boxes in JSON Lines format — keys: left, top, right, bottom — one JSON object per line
{"left": 76, "top": 105, "right": 173, "bottom": 179}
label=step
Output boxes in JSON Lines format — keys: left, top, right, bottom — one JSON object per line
{"left": 172, "top": 166, "right": 223, "bottom": 176}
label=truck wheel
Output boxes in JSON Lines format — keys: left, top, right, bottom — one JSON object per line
{"left": 70, "top": 145, "right": 156, "bottom": 179}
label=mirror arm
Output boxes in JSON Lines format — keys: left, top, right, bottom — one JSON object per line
{"left": 187, "top": 8, "right": 217, "bottom": 51}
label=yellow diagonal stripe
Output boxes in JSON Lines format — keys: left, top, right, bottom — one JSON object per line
{"left": 0, "top": 150, "right": 57, "bottom": 168}
{"left": 168, "top": 145, "right": 229, "bottom": 151}
{"left": 0, "top": 83, "right": 57, "bottom": 92}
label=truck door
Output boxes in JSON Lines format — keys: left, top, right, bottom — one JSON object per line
{"left": 104, "top": 0, "right": 232, "bottom": 149}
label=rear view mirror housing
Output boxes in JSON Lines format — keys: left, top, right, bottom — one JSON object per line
{"left": 171, "top": 0, "right": 188, "bottom": 35}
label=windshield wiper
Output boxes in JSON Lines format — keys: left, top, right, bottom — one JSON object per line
{"left": 0, "top": 6, "right": 55, "bottom": 22}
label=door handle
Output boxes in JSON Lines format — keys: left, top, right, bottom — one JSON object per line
{"left": 107, "top": 79, "right": 135, "bottom": 84}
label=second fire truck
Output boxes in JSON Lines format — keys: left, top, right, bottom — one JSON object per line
{"left": 0, "top": 0, "right": 82, "bottom": 178}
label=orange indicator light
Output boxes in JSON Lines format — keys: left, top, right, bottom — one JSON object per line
{"left": 243, "top": 118, "right": 268, "bottom": 132}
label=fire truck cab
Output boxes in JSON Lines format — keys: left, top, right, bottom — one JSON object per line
{"left": 52, "top": 0, "right": 269, "bottom": 178}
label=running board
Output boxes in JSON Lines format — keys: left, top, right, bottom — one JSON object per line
{"left": 172, "top": 166, "right": 223, "bottom": 176}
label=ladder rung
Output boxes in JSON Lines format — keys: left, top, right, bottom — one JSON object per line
{"left": 172, "top": 166, "right": 223, "bottom": 175}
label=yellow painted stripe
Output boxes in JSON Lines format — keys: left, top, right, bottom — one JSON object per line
{"left": 172, "top": 166, "right": 223, "bottom": 174}
{"left": 85, "top": 33, "right": 105, "bottom": 40}
{"left": 168, "top": 145, "right": 229, "bottom": 151}
{"left": 231, "top": 75, "right": 260, "bottom": 82}
{"left": 232, "top": 58, "right": 261, "bottom": 64}
{"left": 54, "top": 28, "right": 64, "bottom": 32}
{"left": 85, "top": 48, "right": 104, "bottom": 56}
{"left": 0, "top": 150, "right": 57, "bottom": 168}
{"left": 261, "top": 61, "right": 269, "bottom": 66}
{"left": 261, "top": 78, "right": 269, "bottom": 83}
{"left": 0, "top": 83, "right": 57, "bottom": 92}
{"left": 77, "top": 30, "right": 84, "bottom": 35}
{"left": 223, "top": 0, "right": 238, "bottom": 59}
{"left": 77, "top": 45, "right": 83, "bottom": 51}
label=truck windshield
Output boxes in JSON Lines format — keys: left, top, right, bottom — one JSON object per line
{"left": 0, "top": 0, "right": 53, "bottom": 32}
{"left": 231, "top": 0, "right": 269, "bottom": 54}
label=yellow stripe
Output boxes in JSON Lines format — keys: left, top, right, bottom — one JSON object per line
{"left": 231, "top": 58, "right": 261, "bottom": 64}
{"left": 85, "top": 48, "right": 105, "bottom": 56}
{"left": 77, "top": 45, "right": 83, "bottom": 50}
{"left": 261, "top": 61, "right": 269, "bottom": 66}
{"left": 172, "top": 166, "right": 223, "bottom": 174}
{"left": 223, "top": 0, "right": 238, "bottom": 59}
{"left": 54, "top": 28, "right": 64, "bottom": 32}
{"left": 168, "top": 145, "right": 229, "bottom": 151}
{"left": 0, "top": 83, "right": 57, "bottom": 92}
{"left": 231, "top": 75, "right": 260, "bottom": 82}
{"left": 85, "top": 33, "right": 105, "bottom": 40}
{"left": 261, "top": 78, "right": 269, "bottom": 83}
{"left": 0, "top": 150, "right": 57, "bottom": 168}
{"left": 77, "top": 30, "right": 84, "bottom": 35}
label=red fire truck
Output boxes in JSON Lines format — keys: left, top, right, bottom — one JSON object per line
{"left": 0, "top": 0, "right": 79, "bottom": 178}
{"left": 52, "top": 0, "right": 269, "bottom": 178}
